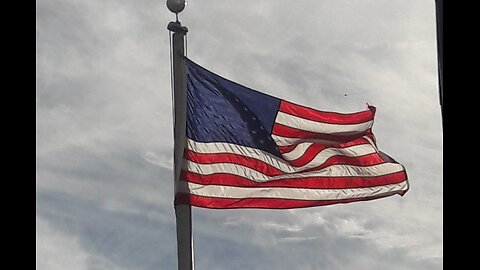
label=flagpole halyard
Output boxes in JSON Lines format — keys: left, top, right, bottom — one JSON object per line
{"left": 167, "top": 1, "right": 193, "bottom": 270}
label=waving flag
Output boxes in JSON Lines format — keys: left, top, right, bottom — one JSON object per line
{"left": 175, "top": 58, "right": 408, "bottom": 209}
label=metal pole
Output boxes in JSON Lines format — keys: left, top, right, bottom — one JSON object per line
{"left": 435, "top": 0, "right": 443, "bottom": 123}
{"left": 168, "top": 18, "right": 192, "bottom": 270}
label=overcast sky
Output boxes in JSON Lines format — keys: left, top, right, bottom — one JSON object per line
{"left": 36, "top": 0, "right": 443, "bottom": 269}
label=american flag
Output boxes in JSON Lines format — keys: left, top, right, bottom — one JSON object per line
{"left": 175, "top": 58, "right": 409, "bottom": 209}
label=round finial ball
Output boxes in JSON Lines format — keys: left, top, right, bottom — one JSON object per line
{"left": 166, "top": 0, "right": 185, "bottom": 13}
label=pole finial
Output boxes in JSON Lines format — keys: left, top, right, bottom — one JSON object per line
{"left": 167, "top": 0, "right": 186, "bottom": 14}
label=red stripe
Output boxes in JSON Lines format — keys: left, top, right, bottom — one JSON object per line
{"left": 278, "top": 136, "right": 373, "bottom": 155}
{"left": 272, "top": 123, "right": 370, "bottom": 142}
{"left": 288, "top": 152, "right": 385, "bottom": 169}
{"left": 175, "top": 189, "right": 407, "bottom": 209}
{"left": 185, "top": 151, "right": 284, "bottom": 176}
{"left": 182, "top": 170, "right": 407, "bottom": 189}
{"left": 278, "top": 142, "right": 326, "bottom": 155}
{"left": 365, "top": 129, "right": 376, "bottom": 145}
{"left": 280, "top": 137, "right": 374, "bottom": 165}
{"left": 277, "top": 144, "right": 299, "bottom": 154}
{"left": 279, "top": 101, "right": 376, "bottom": 125}
{"left": 185, "top": 149, "right": 386, "bottom": 175}
{"left": 284, "top": 142, "right": 329, "bottom": 166}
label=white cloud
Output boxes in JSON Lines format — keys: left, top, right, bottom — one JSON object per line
{"left": 36, "top": 216, "right": 121, "bottom": 270}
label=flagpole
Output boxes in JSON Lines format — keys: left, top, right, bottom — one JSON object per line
{"left": 435, "top": 0, "right": 443, "bottom": 124}
{"left": 167, "top": 1, "right": 193, "bottom": 270}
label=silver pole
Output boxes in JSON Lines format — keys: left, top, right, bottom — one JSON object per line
{"left": 435, "top": 0, "right": 443, "bottom": 123}
{"left": 167, "top": 1, "right": 192, "bottom": 269}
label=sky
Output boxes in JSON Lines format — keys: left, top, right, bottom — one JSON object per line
{"left": 36, "top": 0, "right": 443, "bottom": 269}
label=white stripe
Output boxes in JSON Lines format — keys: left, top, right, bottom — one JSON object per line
{"left": 280, "top": 142, "right": 313, "bottom": 160}
{"left": 271, "top": 134, "right": 345, "bottom": 147}
{"left": 183, "top": 160, "right": 405, "bottom": 182}
{"left": 187, "top": 138, "right": 286, "bottom": 169}
{"left": 363, "top": 135, "right": 379, "bottom": 153}
{"left": 281, "top": 144, "right": 377, "bottom": 171}
{"left": 275, "top": 111, "right": 373, "bottom": 134}
{"left": 186, "top": 139, "right": 377, "bottom": 173}
{"left": 280, "top": 141, "right": 373, "bottom": 162}
{"left": 178, "top": 181, "right": 409, "bottom": 201}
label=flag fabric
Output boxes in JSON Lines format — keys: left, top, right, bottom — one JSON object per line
{"left": 175, "top": 58, "right": 409, "bottom": 209}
